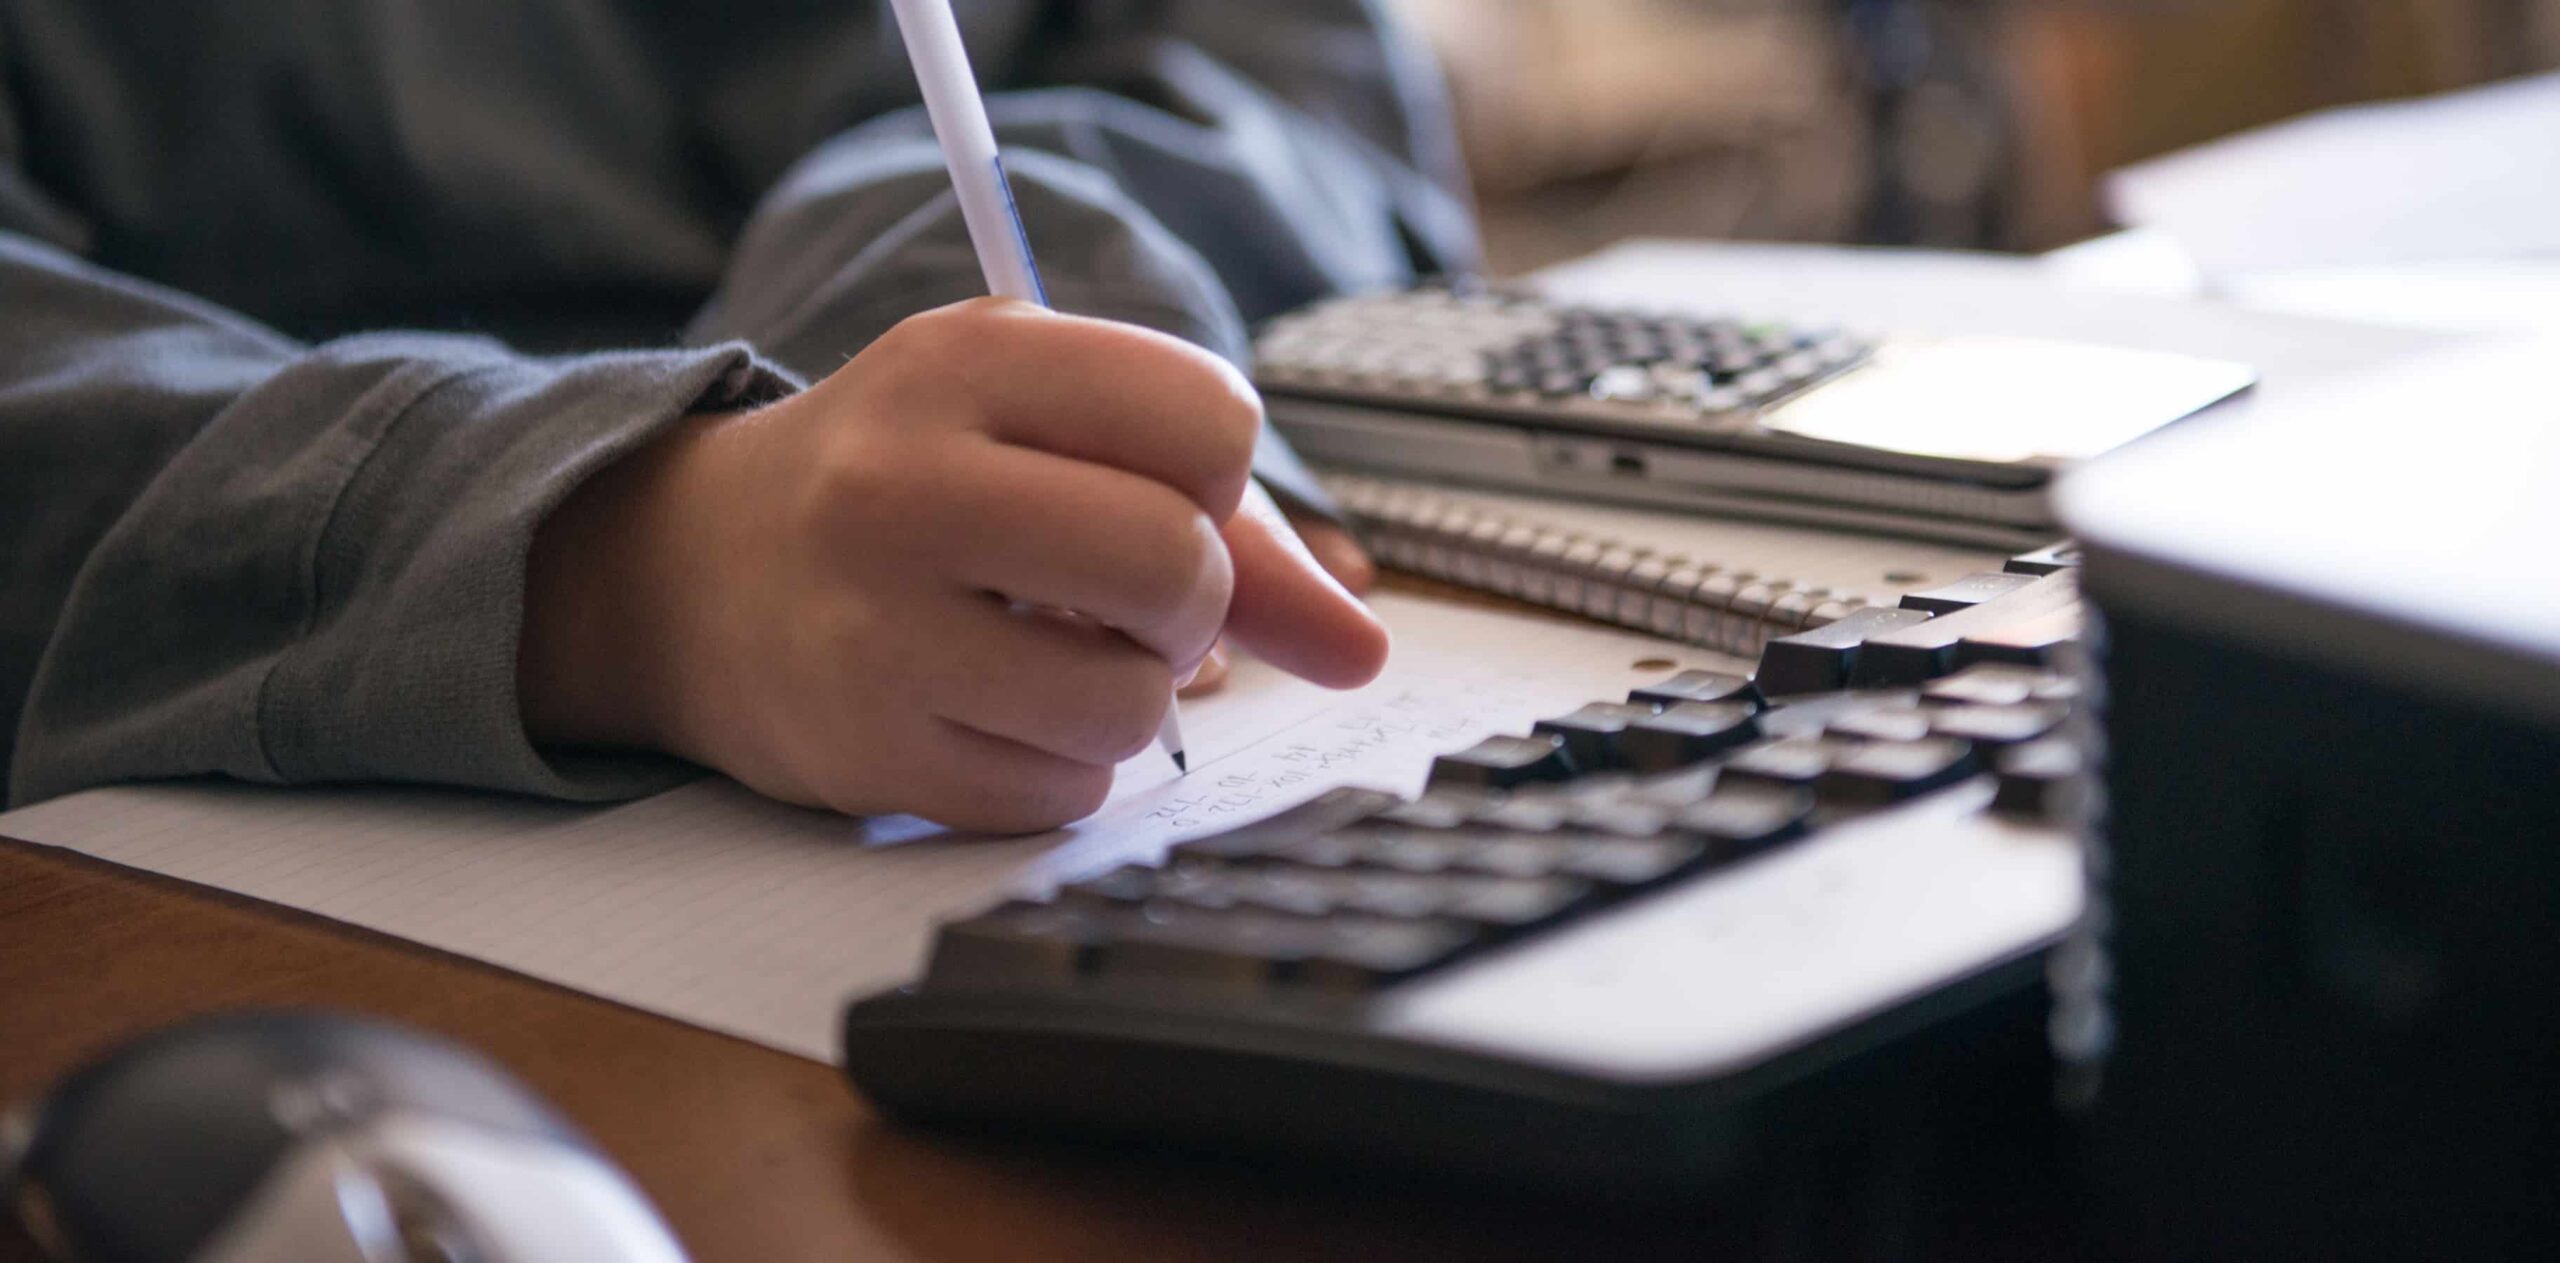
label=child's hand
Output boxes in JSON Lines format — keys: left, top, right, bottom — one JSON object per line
{"left": 1178, "top": 485, "right": 1381, "bottom": 697}
{"left": 519, "top": 299, "right": 1390, "bottom": 832}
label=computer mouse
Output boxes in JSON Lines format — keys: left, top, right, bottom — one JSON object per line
{"left": 2, "top": 1011, "right": 690, "bottom": 1263}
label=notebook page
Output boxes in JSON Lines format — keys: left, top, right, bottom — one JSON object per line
{"left": 1, "top": 593, "right": 1733, "bottom": 1062}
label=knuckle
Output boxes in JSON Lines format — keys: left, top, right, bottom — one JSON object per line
{"left": 1101, "top": 328, "right": 1259, "bottom": 478}
{"left": 1037, "top": 762, "right": 1118, "bottom": 826}
{"left": 1118, "top": 502, "right": 1223, "bottom": 625}
{"left": 1158, "top": 348, "right": 1261, "bottom": 484}
{"left": 1201, "top": 363, "right": 1264, "bottom": 465}
{"left": 973, "top": 760, "right": 1113, "bottom": 833}
{"left": 1085, "top": 659, "right": 1176, "bottom": 762}
{"left": 872, "top": 300, "right": 1008, "bottom": 383}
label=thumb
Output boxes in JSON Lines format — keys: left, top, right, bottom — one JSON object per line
{"left": 1221, "top": 483, "right": 1391, "bottom": 689}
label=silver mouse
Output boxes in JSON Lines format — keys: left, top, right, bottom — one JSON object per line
{"left": 3, "top": 1011, "right": 691, "bottom": 1263}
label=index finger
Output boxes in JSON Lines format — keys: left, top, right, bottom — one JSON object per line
{"left": 888, "top": 299, "right": 1262, "bottom": 522}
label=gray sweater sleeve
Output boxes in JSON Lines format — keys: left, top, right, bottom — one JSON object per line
{"left": 687, "top": 0, "right": 1476, "bottom": 517}
{"left": 0, "top": 233, "right": 796, "bottom": 808}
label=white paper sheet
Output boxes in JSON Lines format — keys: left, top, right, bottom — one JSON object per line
{"left": 1, "top": 594, "right": 1736, "bottom": 1061}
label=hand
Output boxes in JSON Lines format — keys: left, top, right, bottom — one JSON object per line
{"left": 519, "top": 299, "right": 1389, "bottom": 832}
{"left": 1178, "top": 490, "right": 1379, "bottom": 696}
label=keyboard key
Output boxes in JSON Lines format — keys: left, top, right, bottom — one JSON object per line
{"left": 1928, "top": 702, "right": 2067, "bottom": 748}
{"left": 1453, "top": 834, "right": 1576, "bottom": 879}
{"left": 925, "top": 902, "right": 1098, "bottom": 990}
{"left": 1589, "top": 363, "right": 1656, "bottom": 402}
{"left": 1102, "top": 907, "right": 1331, "bottom": 990}
{"left": 1954, "top": 606, "right": 2083, "bottom": 668}
{"left": 1376, "top": 792, "right": 1482, "bottom": 830}
{"left": 1060, "top": 865, "right": 1167, "bottom": 908}
{"left": 1674, "top": 789, "right": 1814, "bottom": 852}
{"left": 1566, "top": 796, "right": 1674, "bottom": 838}
{"left": 1718, "top": 736, "right": 1861, "bottom": 791}
{"left": 1428, "top": 733, "right": 1575, "bottom": 791}
{"left": 1440, "top": 876, "right": 1592, "bottom": 929}
{"left": 1561, "top": 770, "right": 1641, "bottom": 802}
{"left": 1918, "top": 664, "right": 2048, "bottom": 708}
{"left": 1556, "top": 836, "right": 1707, "bottom": 886}
{"left": 1177, "top": 864, "right": 1288, "bottom": 910}
{"left": 1176, "top": 863, "right": 1451, "bottom": 922}
{"left": 1220, "top": 869, "right": 1347, "bottom": 918}
{"left": 1322, "top": 871, "right": 1451, "bottom": 920}
{"left": 2003, "top": 541, "right": 2082, "bottom": 576}
{"left": 1532, "top": 702, "right": 1655, "bottom": 772}
{"left": 1850, "top": 572, "right": 2079, "bottom": 687}
{"left": 1826, "top": 704, "right": 1935, "bottom": 744}
{"left": 1472, "top": 792, "right": 1575, "bottom": 832}
{"left": 1340, "top": 827, "right": 1476, "bottom": 874}
{"left": 1993, "top": 737, "right": 2084, "bottom": 819}
{"left": 1619, "top": 701, "right": 1762, "bottom": 773}
{"left": 1814, "top": 738, "right": 1982, "bottom": 808}
{"left": 1296, "top": 919, "right": 1480, "bottom": 993}
{"left": 1267, "top": 832, "right": 1366, "bottom": 869}
{"left": 1755, "top": 606, "right": 1934, "bottom": 696}
{"left": 1630, "top": 669, "right": 1761, "bottom": 710}
{"left": 1622, "top": 763, "right": 1719, "bottom": 809}
{"left": 1538, "top": 369, "right": 1596, "bottom": 397}
{"left": 1899, "top": 572, "right": 2039, "bottom": 615}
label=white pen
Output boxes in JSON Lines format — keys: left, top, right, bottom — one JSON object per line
{"left": 885, "top": 0, "right": 1189, "bottom": 774}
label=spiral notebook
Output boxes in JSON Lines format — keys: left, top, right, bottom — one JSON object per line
{"left": 1323, "top": 472, "right": 2022, "bottom": 659}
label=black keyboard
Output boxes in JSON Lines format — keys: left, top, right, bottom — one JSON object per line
{"left": 841, "top": 558, "right": 2090, "bottom": 1196}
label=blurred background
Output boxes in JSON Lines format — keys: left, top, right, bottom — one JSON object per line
{"left": 1397, "top": 0, "right": 2560, "bottom": 272}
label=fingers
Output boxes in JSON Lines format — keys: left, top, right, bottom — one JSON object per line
{"left": 1221, "top": 484, "right": 1391, "bottom": 689}
{"left": 882, "top": 720, "right": 1121, "bottom": 835}
{"left": 919, "top": 597, "right": 1178, "bottom": 768}
{"left": 925, "top": 441, "right": 1233, "bottom": 668}
{"left": 1288, "top": 517, "right": 1378, "bottom": 596}
{"left": 875, "top": 299, "right": 1262, "bottom": 521}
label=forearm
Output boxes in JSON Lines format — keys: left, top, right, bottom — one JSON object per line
{"left": 2, "top": 232, "right": 796, "bottom": 808}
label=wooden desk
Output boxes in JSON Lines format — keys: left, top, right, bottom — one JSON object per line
{"left": 0, "top": 837, "right": 1711, "bottom": 1263}
{"left": 0, "top": 576, "right": 1696, "bottom": 1263}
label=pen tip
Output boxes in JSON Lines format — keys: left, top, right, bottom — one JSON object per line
{"left": 1170, "top": 749, "right": 1188, "bottom": 774}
